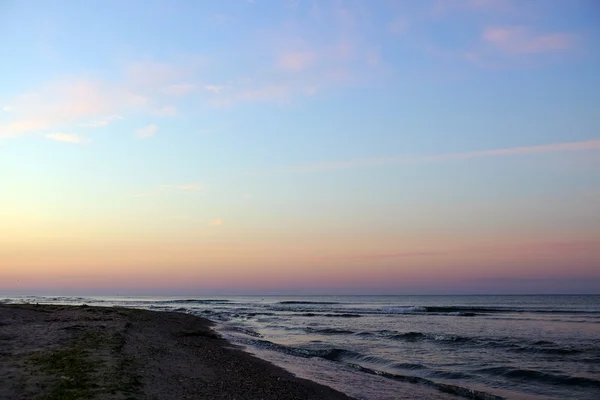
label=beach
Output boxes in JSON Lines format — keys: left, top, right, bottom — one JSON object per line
{"left": 3, "top": 296, "right": 597, "bottom": 400}
{"left": 0, "top": 304, "right": 356, "bottom": 400}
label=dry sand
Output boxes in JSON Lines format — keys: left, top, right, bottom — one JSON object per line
{"left": 0, "top": 303, "right": 356, "bottom": 400}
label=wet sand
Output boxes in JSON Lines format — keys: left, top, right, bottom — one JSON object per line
{"left": 0, "top": 304, "right": 356, "bottom": 400}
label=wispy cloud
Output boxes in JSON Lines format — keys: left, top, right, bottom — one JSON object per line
{"left": 234, "top": 85, "right": 289, "bottom": 102}
{"left": 0, "top": 57, "right": 202, "bottom": 139}
{"left": 319, "top": 251, "right": 441, "bottom": 261}
{"left": 156, "top": 105, "right": 177, "bottom": 117}
{"left": 161, "top": 183, "right": 202, "bottom": 192}
{"left": 210, "top": 219, "right": 223, "bottom": 226}
{"left": 0, "top": 79, "right": 146, "bottom": 138}
{"left": 483, "top": 26, "right": 575, "bottom": 54}
{"left": 483, "top": 241, "right": 600, "bottom": 254}
{"left": 389, "top": 17, "right": 409, "bottom": 34}
{"left": 289, "top": 139, "right": 600, "bottom": 172}
{"left": 319, "top": 240, "right": 600, "bottom": 262}
{"left": 208, "top": 84, "right": 290, "bottom": 106}
{"left": 433, "top": 0, "right": 512, "bottom": 15}
{"left": 132, "top": 183, "right": 203, "bottom": 198}
{"left": 79, "top": 114, "right": 123, "bottom": 128}
{"left": 204, "top": 84, "right": 227, "bottom": 94}
{"left": 162, "top": 83, "right": 196, "bottom": 96}
{"left": 278, "top": 51, "right": 316, "bottom": 71}
{"left": 135, "top": 124, "right": 158, "bottom": 139}
{"left": 45, "top": 133, "right": 88, "bottom": 144}
{"left": 126, "top": 61, "right": 190, "bottom": 89}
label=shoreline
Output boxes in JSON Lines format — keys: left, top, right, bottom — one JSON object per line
{"left": 0, "top": 303, "right": 356, "bottom": 400}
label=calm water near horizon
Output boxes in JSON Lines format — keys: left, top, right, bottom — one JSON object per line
{"left": 2, "top": 294, "right": 599, "bottom": 400}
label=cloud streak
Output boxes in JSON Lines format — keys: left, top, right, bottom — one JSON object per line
{"left": 278, "top": 51, "right": 316, "bottom": 71}
{"left": 319, "top": 251, "right": 442, "bottom": 261}
{"left": 0, "top": 79, "right": 146, "bottom": 138}
{"left": 433, "top": 0, "right": 512, "bottom": 14}
{"left": 289, "top": 139, "right": 600, "bottom": 172}
{"left": 156, "top": 105, "right": 177, "bottom": 117}
{"left": 483, "top": 26, "right": 575, "bottom": 54}
{"left": 0, "top": 58, "right": 202, "bottom": 140}
{"left": 80, "top": 115, "right": 123, "bottom": 128}
{"left": 45, "top": 133, "right": 88, "bottom": 144}
{"left": 318, "top": 240, "right": 600, "bottom": 262}
{"left": 161, "top": 184, "right": 202, "bottom": 192}
{"left": 135, "top": 124, "right": 158, "bottom": 139}
{"left": 163, "top": 83, "right": 196, "bottom": 96}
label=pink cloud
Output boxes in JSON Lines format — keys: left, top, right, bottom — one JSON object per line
{"left": 289, "top": 139, "right": 600, "bottom": 172}
{"left": 277, "top": 51, "right": 316, "bottom": 71}
{"left": 433, "top": 0, "right": 511, "bottom": 15}
{"left": 79, "top": 115, "right": 123, "bottom": 128}
{"left": 467, "top": 0, "right": 509, "bottom": 9}
{"left": 483, "top": 26, "right": 575, "bottom": 54}
{"left": 45, "top": 133, "right": 89, "bottom": 144}
{"left": 204, "top": 84, "right": 226, "bottom": 94}
{"left": 318, "top": 251, "right": 442, "bottom": 261}
{"left": 389, "top": 17, "right": 409, "bottom": 34}
{"left": 0, "top": 80, "right": 146, "bottom": 138}
{"left": 335, "top": 40, "right": 354, "bottom": 59}
{"left": 426, "top": 139, "right": 600, "bottom": 160}
{"left": 161, "top": 183, "right": 202, "bottom": 192}
{"left": 156, "top": 105, "right": 177, "bottom": 117}
{"left": 135, "top": 124, "right": 158, "bottom": 139}
{"left": 0, "top": 57, "right": 207, "bottom": 139}
{"left": 162, "top": 83, "right": 196, "bottom": 96}
{"left": 317, "top": 241, "right": 600, "bottom": 263}
{"left": 332, "top": 0, "right": 355, "bottom": 26}
{"left": 507, "top": 241, "right": 600, "bottom": 253}
{"left": 235, "top": 85, "right": 289, "bottom": 102}
{"left": 126, "top": 61, "right": 189, "bottom": 89}
{"left": 208, "top": 84, "right": 289, "bottom": 106}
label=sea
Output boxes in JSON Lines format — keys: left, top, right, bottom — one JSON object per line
{"left": 2, "top": 294, "right": 599, "bottom": 400}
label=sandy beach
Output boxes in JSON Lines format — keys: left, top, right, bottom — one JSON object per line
{"left": 0, "top": 304, "right": 356, "bottom": 400}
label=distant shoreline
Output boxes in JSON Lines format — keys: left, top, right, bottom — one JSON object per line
{"left": 0, "top": 303, "right": 355, "bottom": 400}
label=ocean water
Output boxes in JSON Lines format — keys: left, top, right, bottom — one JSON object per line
{"left": 2, "top": 295, "right": 599, "bottom": 400}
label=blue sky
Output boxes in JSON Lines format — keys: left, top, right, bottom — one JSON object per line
{"left": 1, "top": 0, "right": 599, "bottom": 294}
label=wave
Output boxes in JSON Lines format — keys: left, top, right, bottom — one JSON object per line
{"left": 476, "top": 367, "right": 600, "bottom": 389}
{"left": 269, "top": 303, "right": 600, "bottom": 318}
{"left": 290, "top": 325, "right": 597, "bottom": 358}
{"left": 277, "top": 301, "right": 340, "bottom": 305}
{"left": 250, "top": 339, "right": 360, "bottom": 361}
{"left": 231, "top": 334, "right": 599, "bottom": 398}
{"left": 222, "top": 326, "right": 262, "bottom": 338}
{"left": 392, "top": 362, "right": 429, "bottom": 370}
{"left": 153, "top": 299, "right": 231, "bottom": 304}
{"left": 421, "top": 306, "right": 600, "bottom": 316}
{"left": 305, "top": 328, "right": 355, "bottom": 335}
{"left": 511, "top": 344, "right": 582, "bottom": 356}
{"left": 360, "top": 330, "right": 599, "bottom": 357}
{"left": 299, "top": 313, "right": 362, "bottom": 318}
{"left": 430, "top": 370, "right": 474, "bottom": 380}
{"left": 372, "top": 330, "right": 472, "bottom": 343}
{"left": 346, "top": 363, "right": 504, "bottom": 400}
{"left": 244, "top": 337, "right": 502, "bottom": 398}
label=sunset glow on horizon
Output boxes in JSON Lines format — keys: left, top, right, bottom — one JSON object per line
{"left": 1, "top": 0, "right": 599, "bottom": 295}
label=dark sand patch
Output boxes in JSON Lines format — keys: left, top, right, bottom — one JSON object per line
{"left": 0, "top": 304, "right": 355, "bottom": 400}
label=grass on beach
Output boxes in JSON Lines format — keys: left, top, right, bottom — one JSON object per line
{"left": 25, "top": 308, "right": 142, "bottom": 400}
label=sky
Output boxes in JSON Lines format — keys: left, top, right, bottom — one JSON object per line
{"left": 1, "top": 0, "right": 599, "bottom": 295}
